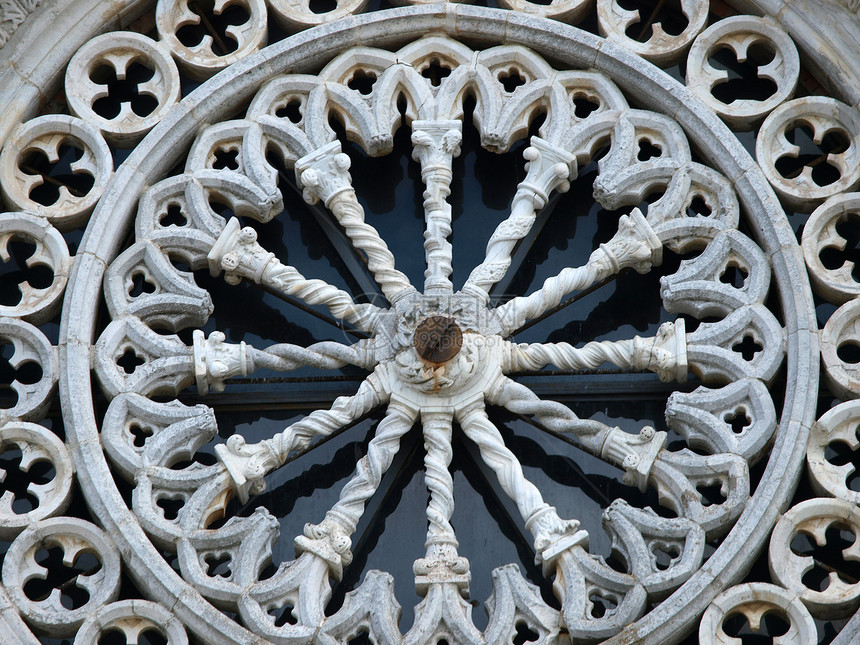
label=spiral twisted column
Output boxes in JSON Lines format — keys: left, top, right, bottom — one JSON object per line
{"left": 262, "top": 259, "right": 382, "bottom": 331}
{"left": 413, "top": 410, "right": 471, "bottom": 595}
{"left": 215, "top": 369, "right": 389, "bottom": 501}
{"left": 488, "top": 372, "right": 608, "bottom": 438}
{"left": 253, "top": 339, "right": 375, "bottom": 371}
{"left": 411, "top": 121, "right": 461, "bottom": 294}
{"left": 495, "top": 209, "right": 662, "bottom": 335}
{"left": 295, "top": 141, "right": 414, "bottom": 304}
{"left": 270, "top": 371, "right": 388, "bottom": 460}
{"left": 420, "top": 411, "right": 458, "bottom": 554}
{"left": 489, "top": 376, "right": 667, "bottom": 491}
{"left": 193, "top": 331, "right": 375, "bottom": 394}
{"left": 510, "top": 338, "right": 639, "bottom": 371}
{"left": 328, "top": 191, "right": 415, "bottom": 303}
{"left": 322, "top": 401, "right": 418, "bottom": 536}
{"left": 207, "top": 217, "right": 382, "bottom": 332}
{"left": 463, "top": 138, "right": 576, "bottom": 301}
{"left": 505, "top": 321, "right": 688, "bottom": 384}
{"left": 456, "top": 401, "right": 582, "bottom": 555}
{"left": 294, "top": 402, "right": 417, "bottom": 583}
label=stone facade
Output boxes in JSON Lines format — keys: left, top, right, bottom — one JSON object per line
{"left": 1, "top": 1, "right": 860, "bottom": 644}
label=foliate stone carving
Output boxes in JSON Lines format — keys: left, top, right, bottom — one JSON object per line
{"left": 591, "top": 110, "right": 691, "bottom": 210}
{"left": 192, "top": 330, "right": 251, "bottom": 394}
{"left": 756, "top": 96, "right": 860, "bottom": 210}
{"left": 295, "top": 140, "right": 354, "bottom": 206}
{"left": 699, "top": 583, "right": 818, "bottom": 645}
{"left": 643, "top": 164, "right": 739, "bottom": 248}
{"left": 0, "top": 0, "right": 40, "bottom": 49}
{"left": 94, "top": 317, "right": 194, "bottom": 398}
{"left": 104, "top": 240, "right": 213, "bottom": 333}
{"left": 65, "top": 32, "right": 181, "bottom": 145}
{"left": 769, "top": 498, "right": 860, "bottom": 619}
{"left": 802, "top": 192, "right": 860, "bottom": 304}
{"left": 74, "top": 600, "right": 188, "bottom": 645}
{"left": 316, "top": 570, "right": 402, "bottom": 645}
{"left": 597, "top": 0, "right": 708, "bottom": 66}
{"left": 808, "top": 400, "right": 860, "bottom": 504}
{"left": 482, "top": 565, "right": 561, "bottom": 644}
{"left": 403, "top": 578, "right": 484, "bottom": 645}
{"left": 649, "top": 449, "right": 750, "bottom": 538}
{"left": 134, "top": 459, "right": 232, "bottom": 550}
{"left": 244, "top": 74, "right": 318, "bottom": 162}
{"left": 155, "top": 0, "right": 268, "bottom": 80}
{"left": 206, "top": 217, "right": 275, "bottom": 285}
{"left": 0, "top": 422, "right": 73, "bottom": 539}
{"left": 1, "top": 517, "right": 121, "bottom": 637}
{"left": 0, "top": 115, "right": 112, "bottom": 229}
{"left": 0, "top": 317, "right": 57, "bottom": 424}
{"left": 686, "top": 15, "right": 799, "bottom": 130}
{"left": 176, "top": 506, "right": 280, "bottom": 606}
{"left": 185, "top": 119, "right": 282, "bottom": 207}
{"left": 102, "top": 392, "right": 217, "bottom": 483}
{"left": 236, "top": 550, "right": 334, "bottom": 642}
{"left": 550, "top": 544, "right": 647, "bottom": 641}
{"left": 0, "top": 211, "right": 71, "bottom": 325}
{"left": 134, "top": 174, "right": 227, "bottom": 249}
{"left": 821, "top": 298, "right": 860, "bottom": 399}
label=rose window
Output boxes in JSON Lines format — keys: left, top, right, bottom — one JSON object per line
{"left": 4, "top": 1, "right": 860, "bottom": 644}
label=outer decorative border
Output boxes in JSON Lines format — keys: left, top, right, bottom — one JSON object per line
{"left": 0, "top": 0, "right": 150, "bottom": 144}
{"left": 0, "top": 0, "right": 41, "bottom": 49}
{"left": 57, "top": 4, "right": 818, "bottom": 644}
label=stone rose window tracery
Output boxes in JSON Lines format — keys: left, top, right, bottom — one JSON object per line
{"left": 2, "top": 1, "right": 860, "bottom": 644}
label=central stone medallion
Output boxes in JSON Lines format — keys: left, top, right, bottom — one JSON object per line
{"left": 413, "top": 316, "right": 463, "bottom": 363}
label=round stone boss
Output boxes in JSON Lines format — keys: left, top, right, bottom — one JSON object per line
{"left": 414, "top": 316, "right": 463, "bottom": 363}
{"left": 59, "top": 5, "right": 817, "bottom": 644}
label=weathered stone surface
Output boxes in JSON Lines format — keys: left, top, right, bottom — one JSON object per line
{"left": 0, "top": 1, "right": 838, "bottom": 643}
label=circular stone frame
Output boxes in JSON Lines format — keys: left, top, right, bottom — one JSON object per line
{"left": 59, "top": 5, "right": 818, "bottom": 644}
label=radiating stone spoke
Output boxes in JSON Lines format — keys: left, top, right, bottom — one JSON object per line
{"left": 455, "top": 400, "right": 586, "bottom": 560}
{"left": 411, "top": 120, "right": 461, "bottom": 294}
{"left": 462, "top": 138, "right": 576, "bottom": 302}
{"left": 494, "top": 209, "right": 662, "bottom": 335}
{"left": 420, "top": 411, "right": 458, "bottom": 556}
{"left": 295, "top": 402, "right": 418, "bottom": 580}
{"left": 208, "top": 217, "right": 385, "bottom": 332}
{"left": 215, "top": 369, "right": 390, "bottom": 501}
{"left": 487, "top": 376, "right": 666, "bottom": 491}
{"left": 503, "top": 319, "right": 688, "bottom": 383}
{"left": 295, "top": 142, "right": 416, "bottom": 304}
{"left": 192, "top": 329, "right": 375, "bottom": 394}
